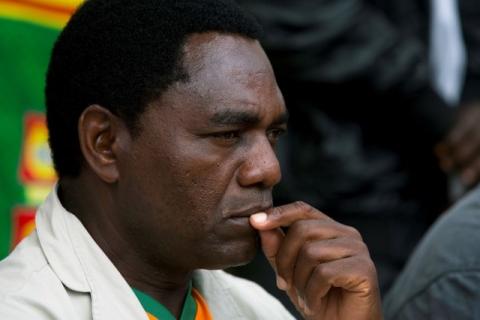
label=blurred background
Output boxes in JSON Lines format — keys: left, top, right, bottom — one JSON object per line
{"left": 230, "top": 0, "right": 480, "bottom": 316}
{"left": 1, "top": 0, "right": 479, "bottom": 318}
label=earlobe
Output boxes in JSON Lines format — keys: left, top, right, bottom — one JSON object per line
{"left": 78, "top": 105, "right": 123, "bottom": 183}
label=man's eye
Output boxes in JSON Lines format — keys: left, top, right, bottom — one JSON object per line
{"left": 267, "top": 128, "right": 286, "bottom": 144}
{"left": 212, "top": 131, "right": 240, "bottom": 141}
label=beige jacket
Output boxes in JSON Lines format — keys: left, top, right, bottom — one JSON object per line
{"left": 0, "top": 189, "right": 295, "bottom": 320}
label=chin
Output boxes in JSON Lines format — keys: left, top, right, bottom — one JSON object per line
{"left": 202, "top": 237, "right": 259, "bottom": 270}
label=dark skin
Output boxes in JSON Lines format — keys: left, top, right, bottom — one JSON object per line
{"left": 436, "top": 102, "right": 480, "bottom": 188}
{"left": 60, "top": 32, "right": 382, "bottom": 319}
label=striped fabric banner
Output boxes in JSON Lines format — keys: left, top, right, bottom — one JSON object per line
{"left": 0, "top": 0, "right": 80, "bottom": 29}
{"left": 0, "top": 1, "right": 81, "bottom": 258}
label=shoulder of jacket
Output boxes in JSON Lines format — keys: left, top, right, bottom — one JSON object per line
{"left": 195, "top": 269, "right": 295, "bottom": 319}
{"left": 0, "top": 231, "right": 50, "bottom": 299}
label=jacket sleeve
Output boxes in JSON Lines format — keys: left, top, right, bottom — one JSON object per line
{"left": 385, "top": 272, "right": 480, "bottom": 320}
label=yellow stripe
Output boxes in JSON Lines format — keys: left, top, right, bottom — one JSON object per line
{"left": 0, "top": 1, "right": 81, "bottom": 29}
{"left": 22, "top": 0, "right": 81, "bottom": 7}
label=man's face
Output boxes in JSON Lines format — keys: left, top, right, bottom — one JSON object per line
{"left": 117, "top": 32, "right": 287, "bottom": 272}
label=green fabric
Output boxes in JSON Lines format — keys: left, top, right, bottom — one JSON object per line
{"left": 132, "top": 282, "right": 197, "bottom": 320}
{"left": 0, "top": 17, "right": 60, "bottom": 259}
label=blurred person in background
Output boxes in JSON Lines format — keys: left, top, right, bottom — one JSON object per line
{"left": 233, "top": 0, "right": 480, "bottom": 312}
{"left": 383, "top": 183, "right": 480, "bottom": 319}
{"left": 383, "top": 4, "right": 480, "bottom": 314}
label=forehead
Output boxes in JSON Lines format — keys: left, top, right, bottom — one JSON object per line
{"left": 165, "top": 32, "right": 285, "bottom": 117}
{"left": 183, "top": 32, "right": 273, "bottom": 84}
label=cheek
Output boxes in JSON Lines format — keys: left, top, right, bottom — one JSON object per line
{"left": 138, "top": 142, "right": 237, "bottom": 227}
{"left": 168, "top": 140, "right": 238, "bottom": 202}
{"left": 172, "top": 162, "right": 231, "bottom": 222}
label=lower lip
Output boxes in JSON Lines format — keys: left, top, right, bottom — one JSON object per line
{"left": 223, "top": 217, "right": 256, "bottom": 234}
{"left": 227, "top": 216, "right": 251, "bottom": 225}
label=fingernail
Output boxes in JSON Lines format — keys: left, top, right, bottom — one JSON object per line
{"left": 304, "top": 304, "right": 313, "bottom": 316}
{"left": 276, "top": 276, "right": 287, "bottom": 290}
{"left": 251, "top": 212, "right": 267, "bottom": 224}
{"left": 297, "top": 294, "right": 305, "bottom": 308}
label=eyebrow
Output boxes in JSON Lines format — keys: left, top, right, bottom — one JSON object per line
{"left": 210, "top": 109, "right": 289, "bottom": 126}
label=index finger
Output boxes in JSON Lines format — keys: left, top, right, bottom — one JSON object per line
{"left": 250, "top": 201, "right": 333, "bottom": 230}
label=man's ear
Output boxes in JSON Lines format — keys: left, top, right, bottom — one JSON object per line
{"left": 78, "top": 105, "right": 128, "bottom": 183}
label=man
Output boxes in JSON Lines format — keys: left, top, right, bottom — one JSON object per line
{"left": 0, "top": 0, "right": 382, "bottom": 319}
{"left": 383, "top": 185, "right": 480, "bottom": 319}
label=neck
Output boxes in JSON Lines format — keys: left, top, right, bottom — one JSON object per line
{"left": 58, "top": 175, "right": 192, "bottom": 317}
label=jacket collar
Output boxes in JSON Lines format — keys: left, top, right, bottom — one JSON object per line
{"left": 35, "top": 185, "right": 90, "bottom": 293}
{"left": 36, "top": 186, "right": 147, "bottom": 319}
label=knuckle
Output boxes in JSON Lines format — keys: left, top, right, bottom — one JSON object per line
{"left": 357, "top": 241, "right": 369, "bottom": 254}
{"left": 313, "top": 263, "right": 330, "bottom": 281}
{"left": 301, "top": 241, "right": 318, "bottom": 260}
{"left": 344, "top": 225, "right": 363, "bottom": 240}
{"left": 270, "top": 206, "right": 284, "bottom": 218}
{"left": 293, "top": 201, "right": 312, "bottom": 213}
{"left": 356, "top": 255, "right": 377, "bottom": 278}
{"left": 295, "top": 201, "right": 316, "bottom": 219}
{"left": 349, "top": 238, "right": 368, "bottom": 253}
{"left": 340, "top": 238, "right": 362, "bottom": 255}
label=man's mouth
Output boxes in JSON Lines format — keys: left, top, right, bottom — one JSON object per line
{"left": 224, "top": 203, "right": 273, "bottom": 220}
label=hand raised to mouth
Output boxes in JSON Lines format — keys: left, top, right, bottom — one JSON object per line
{"left": 250, "top": 201, "right": 383, "bottom": 320}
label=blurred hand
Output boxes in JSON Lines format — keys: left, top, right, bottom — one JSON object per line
{"left": 436, "top": 102, "right": 480, "bottom": 187}
{"left": 250, "top": 201, "right": 382, "bottom": 320}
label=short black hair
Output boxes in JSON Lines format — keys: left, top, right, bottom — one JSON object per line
{"left": 46, "top": 0, "right": 262, "bottom": 178}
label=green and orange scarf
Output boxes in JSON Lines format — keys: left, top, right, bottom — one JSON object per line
{"left": 133, "top": 283, "right": 213, "bottom": 320}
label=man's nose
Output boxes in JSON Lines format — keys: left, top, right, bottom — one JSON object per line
{"left": 236, "top": 136, "right": 282, "bottom": 189}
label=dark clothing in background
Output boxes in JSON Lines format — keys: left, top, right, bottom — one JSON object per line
{"left": 461, "top": 0, "right": 480, "bottom": 103}
{"left": 231, "top": 0, "right": 480, "bottom": 309}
